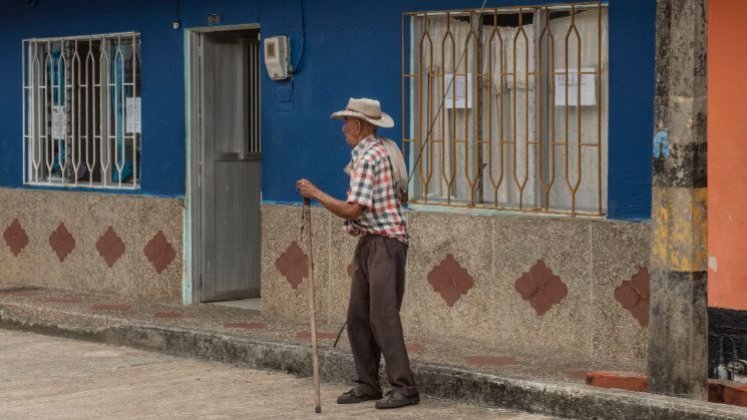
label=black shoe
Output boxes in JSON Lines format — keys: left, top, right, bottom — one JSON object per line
{"left": 375, "top": 390, "right": 420, "bottom": 409}
{"left": 336, "top": 388, "right": 382, "bottom": 404}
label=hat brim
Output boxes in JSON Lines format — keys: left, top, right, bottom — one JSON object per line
{"left": 330, "top": 110, "right": 394, "bottom": 128}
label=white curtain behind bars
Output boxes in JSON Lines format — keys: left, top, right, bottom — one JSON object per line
{"left": 411, "top": 9, "right": 608, "bottom": 213}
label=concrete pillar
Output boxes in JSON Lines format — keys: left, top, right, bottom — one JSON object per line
{"left": 648, "top": 0, "right": 709, "bottom": 400}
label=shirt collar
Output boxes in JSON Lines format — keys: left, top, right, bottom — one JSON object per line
{"left": 350, "top": 135, "right": 377, "bottom": 160}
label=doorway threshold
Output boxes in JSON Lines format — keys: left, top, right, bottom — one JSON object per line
{"left": 207, "top": 298, "right": 261, "bottom": 312}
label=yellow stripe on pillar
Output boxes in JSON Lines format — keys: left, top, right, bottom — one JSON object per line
{"left": 651, "top": 187, "right": 708, "bottom": 272}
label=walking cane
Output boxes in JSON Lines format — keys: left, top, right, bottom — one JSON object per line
{"left": 303, "top": 198, "right": 322, "bottom": 414}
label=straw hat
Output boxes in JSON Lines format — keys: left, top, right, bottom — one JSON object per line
{"left": 330, "top": 98, "right": 394, "bottom": 128}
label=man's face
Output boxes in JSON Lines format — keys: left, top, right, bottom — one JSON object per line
{"left": 342, "top": 117, "right": 360, "bottom": 147}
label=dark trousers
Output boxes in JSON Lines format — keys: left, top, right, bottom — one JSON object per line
{"left": 347, "top": 235, "right": 418, "bottom": 398}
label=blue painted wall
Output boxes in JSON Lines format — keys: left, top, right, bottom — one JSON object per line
{"left": 0, "top": 0, "right": 655, "bottom": 219}
{"left": 606, "top": 0, "right": 656, "bottom": 220}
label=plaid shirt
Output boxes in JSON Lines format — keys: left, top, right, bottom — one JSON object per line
{"left": 344, "top": 136, "right": 408, "bottom": 243}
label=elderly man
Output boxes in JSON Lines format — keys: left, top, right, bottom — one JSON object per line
{"left": 296, "top": 98, "right": 418, "bottom": 409}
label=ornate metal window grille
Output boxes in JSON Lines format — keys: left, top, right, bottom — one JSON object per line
{"left": 23, "top": 33, "right": 141, "bottom": 189}
{"left": 403, "top": 2, "right": 608, "bottom": 216}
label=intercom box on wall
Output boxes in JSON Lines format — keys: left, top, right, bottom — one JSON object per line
{"left": 264, "top": 36, "right": 290, "bottom": 80}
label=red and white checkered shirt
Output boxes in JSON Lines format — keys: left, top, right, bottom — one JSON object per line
{"left": 344, "top": 135, "right": 408, "bottom": 243}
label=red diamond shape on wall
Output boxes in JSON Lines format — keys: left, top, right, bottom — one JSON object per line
{"left": 96, "top": 227, "right": 126, "bottom": 268}
{"left": 3, "top": 218, "right": 29, "bottom": 257}
{"left": 427, "top": 254, "right": 474, "bottom": 307}
{"left": 49, "top": 222, "right": 76, "bottom": 262}
{"left": 515, "top": 260, "right": 568, "bottom": 316}
{"left": 144, "top": 231, "right": 176, "bottom": 274}
{"left": 614, "top": 268, "right": 650, "bottom": 327}
{"left": 275, "top": 242, "right": 308, "bottom": 289}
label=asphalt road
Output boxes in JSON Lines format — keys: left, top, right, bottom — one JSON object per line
{"left": 0, "top": 329, "right": 550, "bottom": 419}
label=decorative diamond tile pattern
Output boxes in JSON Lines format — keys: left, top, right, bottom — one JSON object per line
{"left": 144, "top": 231, "right": 176, "bottom": 274}
{"left": 49, "top": 222, "right": 76, "bottom": 262}
{"left": 515, "top": 260, "right": 568, "bottom": 316}
{"left": 427, "top": 254, "right": 475, "bottom": 307}
{"left": 96, "top": 226, "right": 126, "bottom": 268}
{"left": 275, "top": 241, "right": 309, "bottom": 289}
{"left": 614, "top": 268, "right": 650, "bottom": 327}
{"left": 3, "top": 218, "right": 29, "bottom": 257}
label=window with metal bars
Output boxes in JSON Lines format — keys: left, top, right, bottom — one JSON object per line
{"left": 23, "top": 33, "right": 141, "bottom": 189}
{"left": 403, "top": 2, "right": 608, "bottom": 216}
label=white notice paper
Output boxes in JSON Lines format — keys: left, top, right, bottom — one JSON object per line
{"left": 554, "top": 68, "right": 596, "bottom": 107}
{"left": 126, "top": 97, "right": 142, "bottom": 133}
{"left": 444, "top": 74, "right": 473, "bottom": 109}
{"left": 51, "top": 105, "right": 66, "bottom": 140}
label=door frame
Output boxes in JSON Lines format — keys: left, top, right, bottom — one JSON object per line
{"left": 184, "top": 23, "right": 260, "bottom": 304}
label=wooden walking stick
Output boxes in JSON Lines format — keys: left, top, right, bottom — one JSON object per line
{"left": 303, "top": 198, "right": 322, "bottom": 414}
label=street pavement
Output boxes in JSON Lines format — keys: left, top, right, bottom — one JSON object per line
{"left": 0, "top": 329, "right": 550, "bottom": 419}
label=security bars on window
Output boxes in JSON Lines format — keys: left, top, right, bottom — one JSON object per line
{"left": 23, "top": 33, "right": 141, "bottom": 189}
{"left": 403, "top": 2, "right": 608, "bottom": 216}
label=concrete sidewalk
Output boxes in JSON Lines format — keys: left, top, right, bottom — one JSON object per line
{"left": 0, "top": 286, "right": 744, "bottom": 419}
{"left": 0, "top": 329, "right": 546, "bottom": 419}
